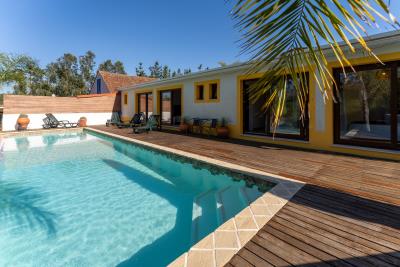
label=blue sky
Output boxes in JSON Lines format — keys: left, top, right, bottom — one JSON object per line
{"left": 0, "top": 0, "right": 243, "bottom": 74}
{"left": 1, "top": 0, "right": 399, "bottom": 77}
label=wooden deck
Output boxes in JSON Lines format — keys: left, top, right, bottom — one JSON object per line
{"left": 228, "top": 185, "right": 400, "bottom": 267}
{"left": 91, "top": 126, "right": 400, "bottom": 205}
{"left": 89, "top": 126, "right": 400, "bottom": 267}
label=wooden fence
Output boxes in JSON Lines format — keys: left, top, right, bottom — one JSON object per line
{"left": 3, "top": 93, "right": 120, "bottom": 114}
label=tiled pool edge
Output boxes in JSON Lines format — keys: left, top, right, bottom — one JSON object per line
{"left": 0, "top": 127, "right": 84, "bottom": 137}
{"left": 85, "top": 127, "right": 304, "bottom": 267}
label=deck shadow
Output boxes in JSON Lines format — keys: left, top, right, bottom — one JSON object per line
{"left": 228, "top": 184, "right": 400, "bottom": 267}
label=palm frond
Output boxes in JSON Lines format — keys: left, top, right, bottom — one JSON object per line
{"left": 232, "top": 0, "right": 398, "bottom": 132}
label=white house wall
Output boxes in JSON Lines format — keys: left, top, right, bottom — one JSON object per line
{"left": 2, "top": 113, "right": 112, "bottom": 131}
{"left": 122, "top": 71, "right": 242, "bottom": 125}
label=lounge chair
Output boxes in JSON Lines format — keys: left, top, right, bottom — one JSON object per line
{"left": 44, "top": 113, "right": 78, "bottom": 128}
{"left": 106, "top": 112, "right": 122, "bottom": 127}
{"left": 133, "top": 115, "right": 159, "bottom": 134}
{"left": 116, "top": 113, "right": 144, "bottom": 128}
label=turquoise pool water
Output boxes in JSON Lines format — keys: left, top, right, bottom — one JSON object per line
{"left": 0, "top": 131, "right": 274, "bottom": 266}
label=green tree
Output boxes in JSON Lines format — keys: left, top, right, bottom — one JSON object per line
{"left": 46, "top": 53, "right": 86, "bottom": 96}
{"left": 149, "top": 61, "right": 162, "bottom": 78}
{"left": 162, "top": 65, "right": 171, "bottom": 79}
{"left": 232, "top": 0, "right": 398, "bottom": 129}
{"left": 198, "top": 64, "right": 203, "bottom": 71}
{"left": 114, "top": 60, "right": 126, "bottom": 74}
{"left": 98, "top": 60, "right": 114, "bottom": 72}
{"left": 79, "top": 51, "right": 96, "bottom": 89}
{"left": 183, "top": 68, "right": 191, "bottom": 75}
{"left": 136, "top": 62, "right": 146, "bottom": 76}
{"left": 0, "top": 53, "right": 48, "bottom": 95}
{"left": 98, "top": 59, "right": 126, "bottom": 74}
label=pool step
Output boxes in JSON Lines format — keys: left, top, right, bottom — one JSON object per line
{"left": 191, "top": 185, "right": 263, "bottom": 245}
{"left": 191, "top": 189, "right": 218, "bottom": 245}
{"left": 216, "top": 186, "right": 247, "bottom": 225}
{"left": 240, "top": 186, "right": 263, "bottom": 205}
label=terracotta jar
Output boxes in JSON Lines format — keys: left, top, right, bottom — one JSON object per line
{"left": 17, "top": 115, "right": 30, "bottom": 130}
{"left": 217, "top": 126, "right": 229, "bottom": 138}
{"left": 179, "top": 122, "right": 189, "bottom": 133}
{"left": 79, "top": 117, "right": 87, "bottom": 127}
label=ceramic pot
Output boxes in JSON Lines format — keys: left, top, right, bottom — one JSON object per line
{"left": 79, "top": 118, "right": 87, "bottom": 127}
{"left": 17, "top": 117, "right": 30, "bottom": 130}
{"left": 217, "top": 126, "right": 229, "bottom": 138}
{"left": 179, "top": 123, "right": 189, "bottom": 133}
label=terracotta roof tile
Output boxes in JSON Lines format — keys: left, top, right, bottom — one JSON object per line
{"left": 98, "top": 71, "right": 156, "bottom": 93}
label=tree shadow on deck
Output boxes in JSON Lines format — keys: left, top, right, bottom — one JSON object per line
{"left": 291, "top": 184, "right": 400, "bottom": 230}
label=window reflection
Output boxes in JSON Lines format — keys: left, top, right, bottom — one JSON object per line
{"left": 339, "top": 69, "right": 391, "bottom": 141}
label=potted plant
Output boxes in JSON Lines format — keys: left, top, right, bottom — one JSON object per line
{"left": 79, "top": 116, "right": 87, "bottom": 127}
{"left": 17, "top": 114, "right": 30, "bottom": 130}
{"left": 217, "top": 118, "right": 229, "bottom": 138}
{"left": 179, "top": 117, "right": 190, "bottom": 134}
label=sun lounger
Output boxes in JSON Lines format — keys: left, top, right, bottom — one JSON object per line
{"left": 44, "top": 113, "right": 78, "bottom": 128}
{"left": 106, "top": 112, "right": 122, "bottom": 127}
{"left": 116, "top": 113, "right": 144, "bottom": 128}
{"left": 133, "top": 115, "right": 159, "bottom": 134}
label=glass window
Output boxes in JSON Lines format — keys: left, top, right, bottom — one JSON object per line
{"left": 243, "top": 78, "right": 307, "bottom": 139}
{"left": 138, "top": 93, "right": 153, "bottom": 119}
{"left": 161, "top": 91, "right": 171, "bottom": 124}
{"left": 398, "top": 67, "right": 400, "bottom": 143}
{"left": 209, "top": 83, "right": 218, "bottom": 100}
{"left": 139, "top": 94, "right": 146, "bottom": 114}
{"left": 338, "top": 69, "right": 391, "bottom": 141}
{"left": 96, "top": 79, "right": 101, "bottom": 94}
{"left": 123, "top": 93, "right": 128, "bottom": 105}
{"left": 196, "top": 85, "right": 204, "bottom": 100}
{"left": 270, "top": 80, "right": 301, "bottom": 135}
{"left": 160, "top": 89, "right": 181, "bottom": 126}
{"left": 148, "top": 93, "right": 153, "bottom": 117}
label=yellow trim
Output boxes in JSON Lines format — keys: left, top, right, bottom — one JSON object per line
{"left": 193, "top": 79, "right": 220, "bottom": 103}
{"left": 233, "top": 53, "right": 400, "bottom": 161}
{"left": 121, "top": 115, "right": 130, "bottom": 122}
{"left": 194, "top": 82, "right": 206, "bottom": 103}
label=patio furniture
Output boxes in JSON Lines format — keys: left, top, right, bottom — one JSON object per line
{"left": 202, "top": 119, "right": 218, "bottom": 136}
{"left": 117, "top": 113, "right": 144, "bottom": 129}
{"left": 106, "top": 112, "right": 122, "bottom": 127}
{"left": 133, "top": 115, "right": 159, "bottom": 134}
{"left": 44, "top": 113, "right": 78, "bottom": 128}
{"left": 191, "top": 118, "right": 202, "bottom": 134}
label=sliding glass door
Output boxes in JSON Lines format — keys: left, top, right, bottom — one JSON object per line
{"left": 160, "top": 89, "right": 181, "bottom": 126}
{"left": 334, "top": 61, "right": 399, "bottom": 150}
{"left": 243, "top": 78, "right": 309, "bottom": 140}
{"left": 137, "top": 92, "right": 153, "bottom": 120}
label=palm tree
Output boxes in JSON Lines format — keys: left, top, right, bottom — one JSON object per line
{"left": 232, "top": 0, "right": 398, "bottom": 129}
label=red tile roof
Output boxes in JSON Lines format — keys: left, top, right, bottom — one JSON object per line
{"left": 98, "top": 71, "right": 156, "bottom": 93}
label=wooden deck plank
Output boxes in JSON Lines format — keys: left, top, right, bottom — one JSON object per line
{"left": 285, "top": 203, "right": 400, "bottom": 252}
{"left": 242, "top": 241, "right": 291, "bottom": 267}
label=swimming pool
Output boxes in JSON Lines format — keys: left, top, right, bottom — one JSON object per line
{"left": 0, "top": 130, "right": 275, "bottom": 266}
